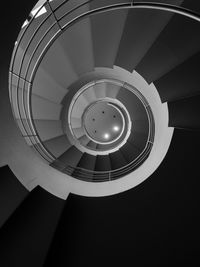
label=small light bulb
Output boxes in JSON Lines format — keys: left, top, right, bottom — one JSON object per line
{"left": 104, "top": 133, "right": 110, "bottom": 139}
{"left": 113, "top": 125, "right": 120, "bottom": 132}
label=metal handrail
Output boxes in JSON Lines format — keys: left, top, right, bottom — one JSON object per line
{"left": 10, "top": 0, "right": 196, "bottom": 180}
{"left": 10, "top": 2, "right": 56, "bottom": 162}
{"left": 9, "top": 0, "right": 140, "bottom": 165}
{"left": 57, "top": 141, "right": 153, "bottom": 182}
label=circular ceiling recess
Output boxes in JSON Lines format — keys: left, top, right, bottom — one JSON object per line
{"left": 83, "top": 101, "right": 124, "bottom": 144}
{"left": 14, "top": 0, "right": 200, "bottom": 198}
{"left": 60, "top": 78, "right": 154, "bottom": 181}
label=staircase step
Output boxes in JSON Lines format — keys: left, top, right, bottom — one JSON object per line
{"left": 120, "top": 142, "right": 141, "bottom": 163}
{"left": 32, "top": 67, "right": 68, "bottom": 104}
{"left": 91, "top": 8, "right": 128, "bottom": 68}
{"left": 0, "top": 166, "right": 28, "bottom": 228}
{"left": 110, "top": 150, "right": 127, "bottom": 170}
{"left": 168, "top": 95, "right": 200, "bottom": 130}
{"left": 40, "top": 40, "right": 78, "bottom": 89}
{"left": 58, "top": 16, "right": 94, "bottom": 75}
{"left": 43, "top": 135, "right": 72, "bottom": 158}
{"left": 136, "top": 10, "right": 200, "bottom": 83}
{"left": 33, "top": 120, "right": 63, "bottom": 141}
{"left": 32, "top": 95, "right": 62, "bottom": 120}
{"left": 0, "top": 186, "right": 65, "bottom": 267}
{"left": 115, "top": 8, "right": 173, "bottom": 72}
{"left": 95, "top": 155, "right": 111, "bottom": 171}
{"left": 93, "top": 82, "right": 107, "bottom": 99}
{"left": 58, "top": 146, "right": 84, "bottom": 169}
{"left": 155, "top": 52, "right": 200, "bottom": 102}
{"left": 116, "top": 88, "right": 148, "bottom": 120}
{"left": 77, "top": 153, "right": 97, "bottom": 171}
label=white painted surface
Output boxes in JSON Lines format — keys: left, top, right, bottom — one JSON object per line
{"left": 5, "top": 67, "right": 173, "bottom": 199}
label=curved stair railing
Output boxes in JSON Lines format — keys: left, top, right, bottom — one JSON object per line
{"left": 9, "top": 0, "right": 153, "bottom": 180}
{"left": 10, "top": 0, "right": 199, "bottom": 181}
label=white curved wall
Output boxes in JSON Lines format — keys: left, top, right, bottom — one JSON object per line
{"left": 4, "top": 67, "right": 173, "bottom": 199}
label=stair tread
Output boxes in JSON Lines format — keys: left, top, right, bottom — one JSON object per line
{"left": 0, "top": 186, "right": 65, "bottom": 267}
{"left": 136, "top": 11, "right": 200, "bottom": 83}
{"left": 0, "top": 166, "right": 28, "bottom": 228}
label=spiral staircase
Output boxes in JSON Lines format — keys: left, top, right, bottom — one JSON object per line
{"left": 1, "top": 0, "right": 200, "bottom": 266}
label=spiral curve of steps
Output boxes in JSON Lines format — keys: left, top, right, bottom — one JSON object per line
{"left": 1, "top": 0, "right": 200, "bottom": 266}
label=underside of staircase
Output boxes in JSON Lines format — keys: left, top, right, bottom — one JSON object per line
{"left": 0, "top": 0, "right": 200, "bottom": 266}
